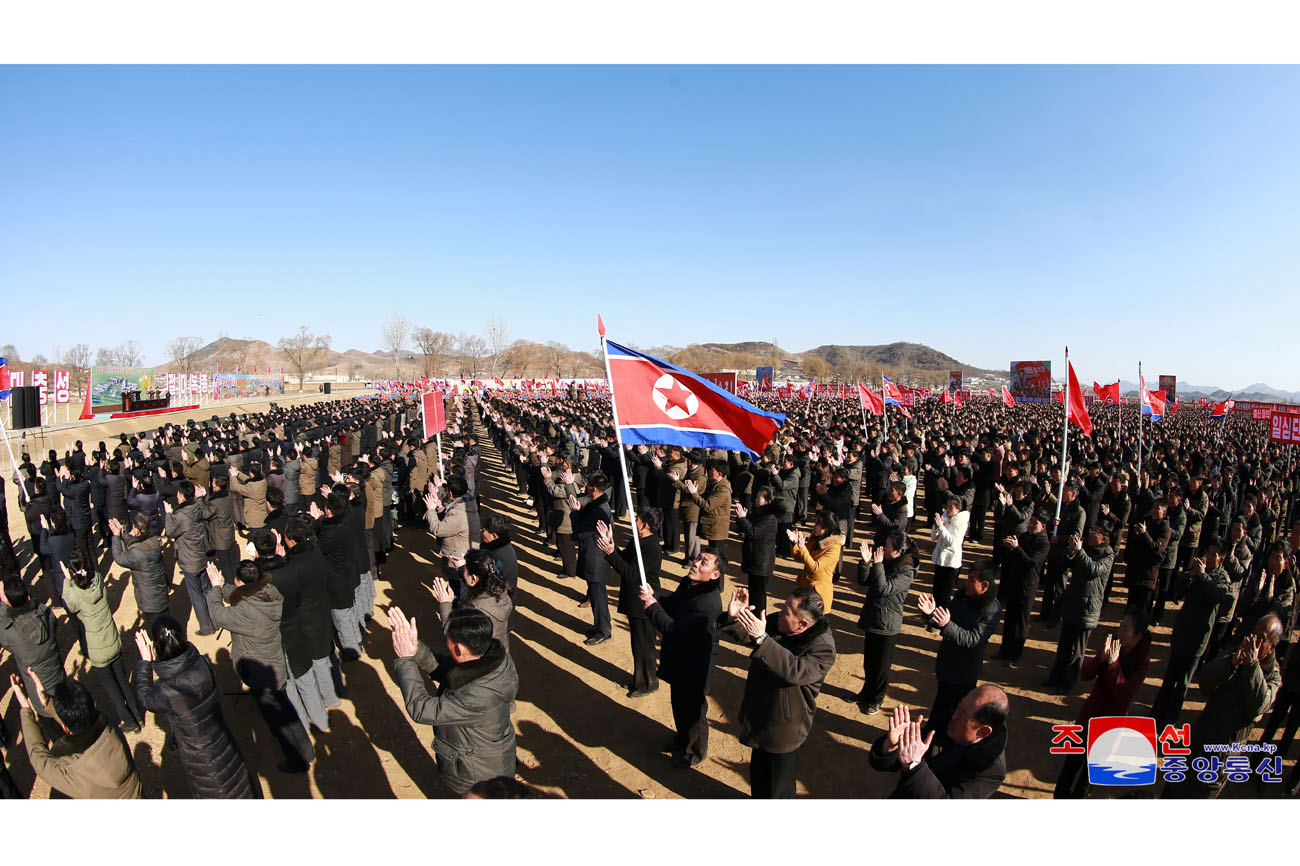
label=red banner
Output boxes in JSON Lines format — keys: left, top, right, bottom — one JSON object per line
{"left": 1270, "top": 411, "right": 1300, "bottom": 443}
{"left": 699, "top": 372, "right": 738, "bottom": 394}
{"left": 422, "top": 390, "right": 446, "bottom": 439}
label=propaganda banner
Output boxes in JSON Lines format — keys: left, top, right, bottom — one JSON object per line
{"left": 1270, "top": 411, "right": 1300, "bottom": 443}
{"left": 700, "top": 372, "right": 738, "bottom": 394}
{"left": 1010, "top": 361, "right": 1052, "bottom": 402}
{"left": 1159, "top": 375, "right": 1177, "bottom": 404}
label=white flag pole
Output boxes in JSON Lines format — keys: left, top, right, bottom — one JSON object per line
{"left": 1138, "top": 361, "right": 1144, "bottom": 481}
{"left": 1054, "top": 346, "right": 1070, "bottom": 535}
{"left": 598, "top": 317, "right": 649, "bottom": 590}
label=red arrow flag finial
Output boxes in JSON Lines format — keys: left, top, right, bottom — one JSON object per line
{"left": 597, "top": 314, "right": 606, "bottom": 336}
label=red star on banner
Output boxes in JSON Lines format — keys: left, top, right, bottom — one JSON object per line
{"left": 657, "top": 378, "right": 693, "bottom": 413}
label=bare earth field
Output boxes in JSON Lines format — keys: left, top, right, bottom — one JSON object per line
{"left": 1, "top": 394, "right": 1292, "bottom": 798}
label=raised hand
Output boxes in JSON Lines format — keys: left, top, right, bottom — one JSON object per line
{"left": 666, "top": 470, "right": 679, "bottom": 482}
{"left": 431, "top": 576, "right": 455, "bottom": 604}
{"left": 540, "top": 465, "right": 551, "bottom": 480}
{"left": 1002, "top": 535, "right": 1019, "bottom": 550}
{"left": 727, "top": 586, "right": 750, "bottom": 619}
{"left": 639, "top": 584, "right": 658, "bottom": 610}
{"left": 1103, "top": 634, "right": 1120, "bottom": 665}
{"left": 308, "top": 501, "right": 324, "bottom": 520}
{"left": 567, "top": 494, "right": 580, "bottom": 513}
{"left": 8, "top": 673, "right": 30, "bottom": 710}
{"left": 931, "top": 606, "right": 952, "bottom": 628}
{"left": 734, "top": 503, "right": 748, "bottom": 519}
{"left": 388, "top": 606, "right": 419, "bottom": 658}
{"left": 898, "top": 721, "right": 935, "bottom": 767}
{"left": 684, "top": 480, "right": 698, "bottom": 496}
{"left": 560, "top": 469, "right": 575, "bottom": 486}
{"left": 735, "top": 606, "right": 766, "bottom": 640}
{"left": 206, "top": 561, "right": 225, "bottom": 588}
{"left": 916, "top": 593, "right": 936, "bottom": 617}
{"left": 873, "top": 546, "right": 885, "bottom": 565}
{"left": 887, "top": 705, "right": 912, "bottom": 749}
{"left": 134, "top": 630, "right": 156, "bottom": 662}
{"left": 859, "top": 540, "right": 873, "bottom": 562}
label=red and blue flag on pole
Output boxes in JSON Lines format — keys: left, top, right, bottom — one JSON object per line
{"left": 1211, "top": 398, "right": 1233, "bottom": 418}
{"left": 1140, "top": 376, "right": 1165, "bottom": 421}
{"left": 800, "top": 381, "right": 816, "bottom": 399}
{"left": 604, "top": 340, "right": 785, "bottom": 460}
{"left": 881, "top": 375, "right": 912, "bottom": 417}
{"left": 0, "top": 357, "right": 9, "bottom": 400}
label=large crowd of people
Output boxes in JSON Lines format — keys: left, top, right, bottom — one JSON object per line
{"left": 1, "top": 383, "right": 1298, "bottom": 800}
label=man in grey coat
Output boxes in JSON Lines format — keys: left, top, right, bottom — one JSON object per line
{"left": 389, "top": 606, "right": 518, "bottom": 795}
{"left": 165, "top": 481, "right": 215, "bottom": 636}
{"left": 0, "top": 576, "right": 66, "bottom": 725}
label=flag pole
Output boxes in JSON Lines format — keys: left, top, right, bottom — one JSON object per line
{"left": 0, "top": 415, "right": 31, "bottom": 500}
{"left": 1137, "top": 361, "right": 1144, "bottom": 482}
{"left": 597, "top": 316, "right": 649, "bottom": 590}
{"left": 1216, "top": 393, "right": 1230, "bottom": 445}
{"left": 1054, "top": 346, "right": 1069, "bottom": 536}
{"left": 1116, "top": 380, "right": 1122, "bottom": 442}
{"left": 881, "top": 372, "right": 889, "bottom": 440}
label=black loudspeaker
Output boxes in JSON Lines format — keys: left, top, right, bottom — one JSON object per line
{"left": 323, "top": 382, "right": 332, "bottom": 395}
{"left": 10, "top": 386, "right": 40, "bottom": 429}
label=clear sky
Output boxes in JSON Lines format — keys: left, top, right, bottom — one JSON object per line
{"left": 3, "top": 65, "right": 1299, "bottom": 390}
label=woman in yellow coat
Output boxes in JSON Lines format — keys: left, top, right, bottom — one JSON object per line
{"left": 788, "top": 511, "right": 844, "bottom": 613}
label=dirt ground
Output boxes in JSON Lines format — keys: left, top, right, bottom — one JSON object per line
{"left": 1, "top": 394, "right": 1294, "bottom": 798}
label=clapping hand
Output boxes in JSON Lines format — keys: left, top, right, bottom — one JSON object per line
{"left": 859, "top": 540, "right": 873, "bottom": 562}
{"left": 430, "top": 577, "right": 455, "bottom": 604}
{"left": 8, "top": 673, "right": 30, "bottom": 710}
{"left": 560, "top": 469, "right": 575, "bottom": 485}
{"left": 1234, "top": 634, "right": 1263, "bottom": 668}
{"left": 194, "top": 484, "right": 206, "bottom": 498}
{"left": 931, "top": 606, "right": 952, "bottom": 627}
{"left": 734, "top": 503, "right": 748, "bottom": 519}
{"left": 871, "top": 503, "right": 883, "bottom": 516}
{"left": 736, "top": 606, "right": 766, "bottom": 640}
{"left": 666, "top": 470, "right": 679, "bottom": 482}
{"left": 135, "top": 630, "right": 156, "bottom": 662}
{"left": 596, "top": 520, "right": 616, "bottom": 555}
{"left": 1002, "top": 535, "right": 1019, "bottom": 550}
{"left": 898, "top": 718, "right": 936, "bottom": 767}
{"left": 309, "top": 501, "right": 324, "bottom": 520}
{"left": 539, "top": 465, "right": 551, "bottom": 480}
{"left": 727, "top": 586, "right": 751, "bottom": 619}
{"left": 916, "top": 593, "right": 937, "bottom": 617}
{"left": 1066, "top": 533, "right": 1082, "bottom": 555}
{"left": 424, "top": 489, "right": 440, "bottom": 512}
{"left": 206, "top": 561, "right": 225, "bottom": 589}
{"left": 567, "top": 494, "right": 580, "bottom": 513}
{"left": 108, "top": 517, "right": 124, "bottom": 537}
{"left": 786, "top": 529, "right": 805, "bottom": 548}
{"left": 684, "top": 480, "right": 698, "bottom": 496}
{"left": 388, "top": 606, "right": 420, "bottom": 658}
{"left": 887, "top": 705, "right": 918, "bottom": 750}
{"left": 1102, "top": 633, "right": 1121, "bottom": 666}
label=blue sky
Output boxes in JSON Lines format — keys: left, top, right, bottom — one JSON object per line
{"left": 3, "top": 65, "right": 1299, "bottom": 390}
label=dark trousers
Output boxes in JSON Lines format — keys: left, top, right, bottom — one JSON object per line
{"left": 213, "top": 546, "right": 238, "bottom": 585}
{"left": 1263, "top": 687, "right": 1300, "bottom": 755}
{"left": 669, "top": 686, "right": 710, "bottom": 762}
{"left": 933, "top": 565, "right": 959, "bottom": 610}
{"left": 661, "top": 509, "right": 682, "bottom": 554}
{"left": 999, "top": 593, "right": 1032, "bottom": 661}
{"left": 746, "top": 572, "right": 770, "bottom": 618}
{"left": 92, "top": 655, "right": 144, "bottom": 729}
{"left": 750, "top": 747, "right": 799, "bottom": 798}
{"left": 776, "top": 520, "right": 794, "bottom": 557}
{"left": 1054, "top": 752, "right": 1090, "bottom": 799}
{"left": 795, "top": 488, "right": 809, "bottom": 523}
{"left": 627, "top": 617, "right": 659, "bottom": 693}
{"left": 254, "top": 685, "right": 315, "bottom": 770}
{"left": 860, "top": 631, "right": 898, "bottom": 707}
{"left": 556, "top": 533, "right": 577, "bottom": 577}
{"left": 73, "top": 526, "right": 95, "bottom": 576}
{"left": 1047, "top": 623, "right": 1092, "bottom": 692}
{"left": 1040, "top": 557, "right": 1067, "bottom": 621}
{"left": 926, "top": 679, "right": 973, "bottom": 744}
{"left": 587, "top": 580, "right": 611, "bottom": 638}
{"left": 970, "top": 501, "right": 988, "bottom": 542}
{"left": 1202, "top": 620, "right": 1234, "bottom": 664}
{"left": 1152, "top": 567, "right": 1176, "bottom": 622}
{"left": 182, "top": 568, "right": 215, "bottom": 634}
{"left": 1127, "top": 585, "right": 1154, "bottom": 619}
{"left": 1152, "top": 651, "right": 1200, "bottom": 733}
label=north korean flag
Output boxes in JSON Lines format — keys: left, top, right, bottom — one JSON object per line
{"left": 606, "top": 341, "right": 785, "bottom": 459}
{"left": 881, "top": 376, "right": 912, "bottom": 417}
{"left": 801, "top": 381, "right": 816, "bottom": 399}
{"left": 1212, "top": 398, "right": 1233, "bottom": 418}
{"left": 0, "top": 357, "right": 9, "bottom": 400}
{"left": 1140, "top": 376, "right": 1165, "bottom": 421}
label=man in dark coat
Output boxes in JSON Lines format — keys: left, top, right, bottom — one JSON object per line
{"left": 869, "top": 685, "right": 1009, "bottom": 799}
{"left": 1126, "top": 497, "right": 1171, "bottom": 617}
{"left": 1040, "top": 479, "right": 1087, "bottom": 625}
{"left": 997, "top": 509, "right": 1050, "bottom": 664}
{"left": 55, "top": 465, "right": 95, "bottom": 574}
{"left": 598, "top": 507, "right": 664, "bottom": 698}
{"left": 917, "top": 560, "right": 1003, "bottom": 743}
{"left": 312, "top": 492, "right": 364, "bottom": 661}
{"left": 735, "top": 491, "right": 783, "bottom": 616}
{"left": 110, "top": 514, "right": 169, "bottom": 627}
{"left": 869, "top": 482, "right": 909, "bottom": 547}
{"left": 855, "top": 530, "right": 915, "bottom": 714}
{"left": 570, "top": 473, "right": 614, "bottom": 646}
{"left": 717, "top": 587, "right": 836, "bottom": 798}
{"left": 1045, "top": 525, "right": 1116, "bottom": 693}
{"left": 165, "top": 481, "right": 215, "bottom": 636}
{"left": 641, "top": 548, "right": 725, "bottom": 768}
{"left": 389, "top": 606, "right": 519, "bottom": 795}
{"left": 1151, "top": 535, "right": 1236, "bottom": 733}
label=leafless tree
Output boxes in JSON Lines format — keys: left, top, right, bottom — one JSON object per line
{"left": 498, "top": 340, "right": 538, "bottom": 378}
{"left": 456, "top": 333, "right": 488, "bottom": 378}
{"left": 166, "top": 336, "right": 204, "bottom": 373}
{"left": 277, "top": 326, "right": 333, "bottom": 391}
{"left": 381, "top": 314, "right": 412, "bottom": 379}
{"left": 94, "top": 346, "right": 115, "bottom": 367}
{"left": 485, "top": 317, "right": 510, "bottom": 376}
{"left": 31, "top": 353, "right": 48, "bottom": 366}
{"left": 412, "top": 327, "right": 456, "bottom": 377}
{"left": 62, "top": 343, "right": 92, "bottom": 394}
{"left": 0, "top": 344, "right": 18, "bottom": 362}
{"left": 116, "top": 340, "right": 145, "bottom": 367}
{"left": 542, "top": 340, "right": 567, "bottom": 378}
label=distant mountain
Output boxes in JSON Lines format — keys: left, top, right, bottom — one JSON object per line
{"left": 798, "top": 342, "right": 1004, "bottom": 379}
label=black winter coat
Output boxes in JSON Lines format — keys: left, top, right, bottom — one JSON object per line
{"left": 608, "top": 533, "right": 663, "bottom": 619}
{"left": 281, "top": 542, "right": 337, "bottom": 663}
{"left": 112, "top": 533, "right": 170, "bottom": 615}
{"left": 999, "top": 529, "right": 1049, "bottom": 603}
{"left": 857, "top": 557, "right": 916, "bottom": 635}
{"left": 315, "top": 514, "right": 360, "bottom": 610}
{"left": 136, "top": 645, "right": 256, "bottom": 799}
{"left": 57, "top": 479, "right": 93, "bottom": 529}
{"left": 737, "top": 502, "right": 783, "bottom": 578}
{"left": 483, "top": 537, "right": 519, "bottom": 599}
{"left": 572, "top": 494, "right": 613, "bottom": 586}
{"left": 647, "top": 577, "right": 723, "bottom": 694}
{"left": 869, "top": 725, "right": 1007, "bottom": 799}
{"left": 931, "top": 591, "right": 1002, "bottom": 686}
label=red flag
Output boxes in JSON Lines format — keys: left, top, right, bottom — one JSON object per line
{"left": 1001, "top": 385, "right": 1015, "bottom": 408}
{"left": 1066, "top": 360, "right": 1092, "bottom": 437}
{"left": 493, "top": 377, "right": 505, "bottom": 387}
{"left": 857, "top": 384, "right": 883, "bottom": 416}
{"left": 1212, "top": 398, "right": 1233, "bottom": 417}
{"left": 1092, "top": 381, "right": 1120, "bottom": 404}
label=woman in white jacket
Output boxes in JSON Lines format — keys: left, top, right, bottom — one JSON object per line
{"left": 930, "top": 494, "right": 969, "bottom": 609}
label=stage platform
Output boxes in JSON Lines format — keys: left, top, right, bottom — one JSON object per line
{"left": 108, "top": 404, "right": 200, "bottom": 420}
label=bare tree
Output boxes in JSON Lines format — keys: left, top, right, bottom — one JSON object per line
{"left": 381, "top": 314, "right": 412, "bottom": 380}
{"left": 94, "top": 346, "right": 115, "bottom": 367}
{"left": 277, "top": 326, "right": 333, "bottom": 391}
{"left": 456, "top": 333, "right": 488, "bottom": 378}
{"left": 485, "top": 317, "right": 510, "bottom": 376}
{"left": 30, "top": 353, "right": 48, "bottom": 366}
{"left": 62, "top": 343, "right": 92, "bottom": 395}
{"left": 499, "top": 339, "right": 538, "bottom": 378}
{"left": 116, "top": 340, "right": 145, "bottom": 367}
{"left": 166, "top": 335, "right": 204, "bottom": 373}
{"left": 0, "top": 344, "right": 18, "bottom": 362}
{"left": 412, "top": 327, "right": 456, "bottom": 377}
{"left": 543, "top": 340, "right": 567, "bottom": 377}
{"left": 350, "top": 362, "right": 364, "bottom": 381}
